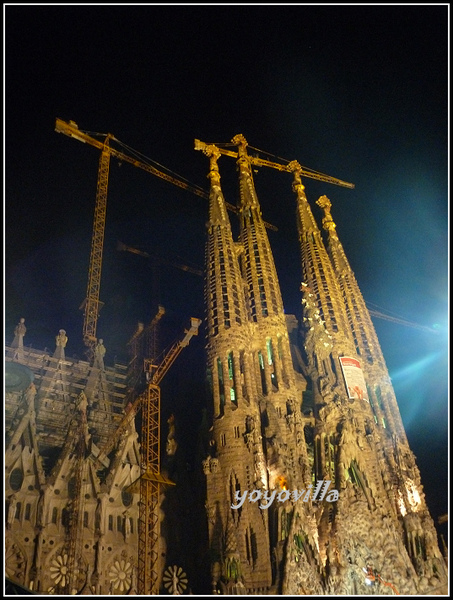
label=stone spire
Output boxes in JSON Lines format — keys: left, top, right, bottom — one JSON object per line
{"left": 316, "top": 195, "right": 349, "bottom": 276}
{"left": 232, "top": 134, "right": 301, "bottom": 398}
{"left": 233, "top": 134, "right": 285, "bottom": 322}
{"left": 200, "top": 142, "right": 252, "bottom": 417}
{"left": 199, "top": 138, "right": 281, "bottom": 592}
{"left": 203, "top": 143, "right": 248, "bottom": 341}
{"left": 289, "top": 162, "right": 355, "bottom": 359}
{"left": 317, "top": 195, "right": 387, "bottom": 366}
{"left": 316, "top": 194, "right": 408, "bottom": 443}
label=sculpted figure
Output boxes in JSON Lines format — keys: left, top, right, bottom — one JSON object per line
{"left": 55, "top": 329, "right": 68, "bottom": 348}
{"left": 10, "top": 317, "right": 26, "bottom": 358}
{"left": 94, "top": 338, "right": 106, "bottom": 369}
{"left": 13, "top": 318, "right": 27, "bottom": 343}
{"left": 95, "top": 339, "right": 106, "bottom": 358}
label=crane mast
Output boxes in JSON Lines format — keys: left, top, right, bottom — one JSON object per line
{"left": 55, "top": 121, "right": 278, "bottom": 231}
{"left": 90, "top": 317, "right": 201, "bottom": 594}
{"left": 133, "top": 318, "right": 202, "bottom": 595}
{"left": 81, "top": 136, "right": 111, "bottom": 359}
{"left": 91, "top": 318, "right": 201, "bottom": 468}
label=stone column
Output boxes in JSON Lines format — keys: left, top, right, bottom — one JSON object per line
{"left": 212, "top": 357, "right": 221, "bottom": 417}
{"left": 232, "top": 352, "right": 243, "bottom": 404}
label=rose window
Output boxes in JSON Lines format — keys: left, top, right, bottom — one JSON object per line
{"left": 49, "top": 553, "right": 70, "bottom": 589}
{"left": 108, "top": 559, "right": 133, "bottom": 592}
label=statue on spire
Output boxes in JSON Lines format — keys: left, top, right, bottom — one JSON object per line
{"left": 54, "top": 329, "right": 68, "bottom": 360}
{"left": 94, "top": 338, "right": 106, "bottom": 370}
{"left": 10, "top": 317, "right": 26, "bottom": 360}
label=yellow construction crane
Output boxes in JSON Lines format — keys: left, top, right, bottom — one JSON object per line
{"left": 117, "top": 240, "right": 204, "bottom": 277}
{"left": 138, "top": 316, "right": 201, "bottom": 595}
{"left": 127, "top": 304, "right": 167, "bottom": 389}
{"left": 90, "top": 317, "right": 201, "bottom": 595}
{"left": 194, "top": 135, "right": 356, "bottom": 188}
{"left": 55, "top": 119, "right": 277, "bottom": 359}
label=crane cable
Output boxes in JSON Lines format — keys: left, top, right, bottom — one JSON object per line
{"left": 79, "top": 128, "right": 207, "bottom": 196}
{"left": 205, "top": 140, "right": 341, "bottom": 180}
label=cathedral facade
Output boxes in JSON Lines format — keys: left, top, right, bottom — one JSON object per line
{"left": 5, "top": 332, "right": 143, "bottom": 594}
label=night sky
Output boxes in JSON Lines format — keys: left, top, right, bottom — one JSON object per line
{"left": 5, "top": 5, "right": 448, "bottom": 540}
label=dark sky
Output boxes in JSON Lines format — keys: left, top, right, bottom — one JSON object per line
{"left": 5, "top": 5, "right": 448, "bottom": 535}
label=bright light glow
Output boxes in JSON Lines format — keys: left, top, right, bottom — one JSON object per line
{"left": 390, "top": 351, "right": 440, "bottom": 383}
{"left": 397, "top": 489, "right": 407, "bottom": 516}
{"left": 390, "top": 350, "right": 446, "bottom": 430}
{"left": 276, "top": 475, "right": 288, "bottom": 490}
{"left": 405, "top": 478, "right": 421, "bottom": 512}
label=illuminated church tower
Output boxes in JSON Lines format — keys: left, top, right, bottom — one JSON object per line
{"left": 198, "top": 139, "right": 447, "bottom": 595}
{"left": 199, "top": 138, "right": 316, "bottom": 594}
{"left": 316, "top": 193, "right": 408, "bottom": 441}
{"left": 289, "top": 165, "right": 447, "bottom": 594}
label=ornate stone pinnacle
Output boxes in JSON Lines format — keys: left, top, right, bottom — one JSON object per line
{"left": 317, "top": 195, "right": 336, "bottom": 231}
{"left": 194, "top": 139, "right": 221, "bottom": 161}
{"left": 316, "top": 195, "right": 332, "bottom": 211}
{"left": 231, "top": 133, "right": 247, "bottom": 147}
{"left": 288, "top": 160, "right": 301, "bottom": 173}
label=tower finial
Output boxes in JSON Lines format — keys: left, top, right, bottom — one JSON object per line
{"left": 194, "top": 140, "right": 222, "bottom": 187}
{"left": 316, "top": 195, "right": 336, "bottom": 233}
{"left": 231, "top": 134, "right": 249, "bottom": 168}
{"left": 288, "top": 160, "right": 307, "bottom": 196}
{"left": 231, "top": 133, "right": 247, "bottom": 148}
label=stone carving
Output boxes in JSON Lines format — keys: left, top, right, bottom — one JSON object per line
{"left": 94, "top": 339, "right": 106, "bottom": 369}
{"left": 55, "top": 329, "right": 68, "bottom": 348}
{"left": 165, "top": 413, "right": 178, "bottom": 456}
{"left": 11, "top": 318, "right": 27, "bottom": 359}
